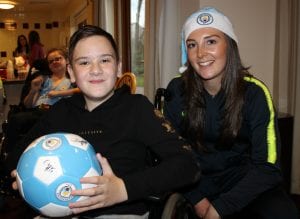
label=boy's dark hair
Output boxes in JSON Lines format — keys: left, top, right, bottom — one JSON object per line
{"left": 68, "top": 25, "right": 119, "bottom": 64}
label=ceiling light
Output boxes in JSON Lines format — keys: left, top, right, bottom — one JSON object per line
{"left": 0, "top": 1, "right": 16, "bottom": 10}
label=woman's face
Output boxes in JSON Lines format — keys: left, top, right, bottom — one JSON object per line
{"left": 186, "top": 27, "right": 227, "bottom": 86}
{"left": 47, "top": 51, "right": 67, "bottom": 74}
{"left": 19, "top": 37, "right": 27, "bottom": 46}
{"left": 68, "top": 35, "right": 122, "bottom": 108}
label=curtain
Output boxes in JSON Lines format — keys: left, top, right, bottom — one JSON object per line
{"left": 290, "top": 0, "right": 300, "bottom": 195}
{"left": 94, "top": 0, "right": 115, "bottom": 35}
{"left": 144, "top": 0, "right": 181, "bottom": 102}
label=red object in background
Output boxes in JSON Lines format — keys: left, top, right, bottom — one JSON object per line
{"left": 0, "top": 69, "right": 7, "bottom": 79}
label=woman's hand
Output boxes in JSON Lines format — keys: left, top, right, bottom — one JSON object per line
{"left": 195, "top": 198, "right": 211, "bottom": 218}
{"left": 69, "top": 153, "right": 128, "bottom": 214}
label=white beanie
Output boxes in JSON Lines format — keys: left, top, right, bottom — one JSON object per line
{"left": 179, "top": 7, "right": 238, "bottom": 73}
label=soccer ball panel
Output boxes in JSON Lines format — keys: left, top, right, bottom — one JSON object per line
{"left": 64, "top": 133, "right": 89, "bottom": 150}
{"left": 34, "top": 156, "right": 63, "bottom": 185}
{"left": 40, "top": 203, "right": 72, "bottom": 217}
{"left": 24, "top": 136, "right": 45, "bottom": 153}
{"left": 22, "top": 177, "right": 50, "bottom": 208}
{"left": 16, "top": 133, "right": 102, "bottom": 217}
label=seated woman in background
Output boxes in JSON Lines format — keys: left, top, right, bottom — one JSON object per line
{"left": 4, "top": 48, "right": 80, "bottom": 162}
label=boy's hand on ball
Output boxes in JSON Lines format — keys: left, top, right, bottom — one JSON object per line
{"left": 11, "top": 169, "right": 18, "bottom": 190}
{"left": 69, "top": 153, "right": 128, "bottom": 214}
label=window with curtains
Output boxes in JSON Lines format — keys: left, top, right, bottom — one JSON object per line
{"left": 130, "top": 0, "right": 145, "bottom": 93}
{"left": 110, "top": 0, "right": 145, "bottom": 94}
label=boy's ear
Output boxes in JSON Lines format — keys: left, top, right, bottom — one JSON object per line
{"left": 67, "top": 64, "right": 76, "bottom": 83}
{"left": 117, "top": 62, "right": 122, "bottom": 78}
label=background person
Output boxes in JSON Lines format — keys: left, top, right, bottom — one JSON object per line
{"left": 23, "top": 48, "right": 79, "bottom": 108}
{"left": 28, "top": 30, "right": 45, "bottom": 66}
{"left": 13, "top": 35, "right": 30, "bottom": 78}
{"left": 13, "top": 34, "right": 29, "bottom": 60}
{"left": 164, "top": 7, "right": 299, "bottom": 219}
{"left": 5, "top": 48, "right": 79, "bottom": 165}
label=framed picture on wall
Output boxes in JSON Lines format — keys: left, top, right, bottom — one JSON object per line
{"left": 34, "top": 23, "right": 40, "bottom": 29}
{"left": 53, "top": 21, "right": 59, "bottom": 28}
{"left": 23, "top": 23, "right": 29, "bottom": 29}
{"left": 0, "top": 51, "right": 7, "bottom": 57}
{"left": 5, "top": 22, "right": 17, "bottom": 30}
{"left": 46, "top": 23, "right": 52, "bottom": 29}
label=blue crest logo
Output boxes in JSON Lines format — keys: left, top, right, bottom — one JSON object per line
{"left": 56, "top": 183, "right": 75, "bottom": 201}
{"left": 197, "top": 13, "right": 213, "bottom": 25}
{"left": 43, "top": 137, "right": 62, "bottom": 150}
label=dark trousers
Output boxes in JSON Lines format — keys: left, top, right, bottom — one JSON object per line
{"left": 224, "top": 186, "right": 299, "bottom": 219}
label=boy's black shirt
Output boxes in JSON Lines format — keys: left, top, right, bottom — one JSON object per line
{"left": 14, "top": 86, "right": 200, "bottom": 216}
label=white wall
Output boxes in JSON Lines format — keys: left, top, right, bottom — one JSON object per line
{"left": 164, "top": 0, "right": 277, "bottom": 95}
{"left": 0, "top": 0, "right": 93, "bottom": 64}
{"left": 199, "top": 0, "right": 276, "bottom": 95}
{"left": 0, "top": 12, "right": 64, "bottom": 61}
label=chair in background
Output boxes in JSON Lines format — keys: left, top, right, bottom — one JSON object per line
{"left": 154, "top": 88, "right": 171, "bottom": 114}
{"left": 147, "top": 192, "right": 196, "bottom": 219}
{"left": 115, "top": 72, "right": 137, "bottom": 94}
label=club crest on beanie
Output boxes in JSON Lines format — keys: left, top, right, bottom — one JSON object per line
{"left": 179, "top": 7, "right": 238, "bottom": 73}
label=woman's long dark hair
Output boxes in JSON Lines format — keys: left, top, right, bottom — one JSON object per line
{"left": 15, "top": 35, "right": 29, "bottom": 54}
{"left": 28, "top": 30, "right": 43, "bottom": 47}
{"left": 182, "top": 35, "right": 251, "bottom": 152}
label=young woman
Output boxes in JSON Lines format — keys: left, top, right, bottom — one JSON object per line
{"left": 10, "top": 25, "right": 200, "bottom": 218}
{"left": 13, "top": 35, "right": 30, "bottom": 78}
{"left": 164, "top": 7, "right": 299, "bottom": 219}
{"left": 13, "top": 35, "right": 29, "bottom": 59}
{"left": 28, "top": 30, "right": 45, "bottom": 66}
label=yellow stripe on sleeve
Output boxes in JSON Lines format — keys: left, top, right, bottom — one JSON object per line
{"left": 244, "top": 76, "right": 277, "bottom": 163}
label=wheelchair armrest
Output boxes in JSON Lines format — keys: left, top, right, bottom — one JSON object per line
{"left": 146, "top": 192, "right": 172, "bottom": 203}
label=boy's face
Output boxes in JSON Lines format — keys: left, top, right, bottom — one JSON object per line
{"left": 68, "top": 35, "right": 122, "bottom": 107}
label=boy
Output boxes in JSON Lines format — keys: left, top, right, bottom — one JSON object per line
{"left": 11, "top": 25, "right": 200, "bottom": 218}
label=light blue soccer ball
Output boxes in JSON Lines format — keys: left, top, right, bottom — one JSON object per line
{"left": 16, "top": 133, "right": 102, "bottom": 217}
